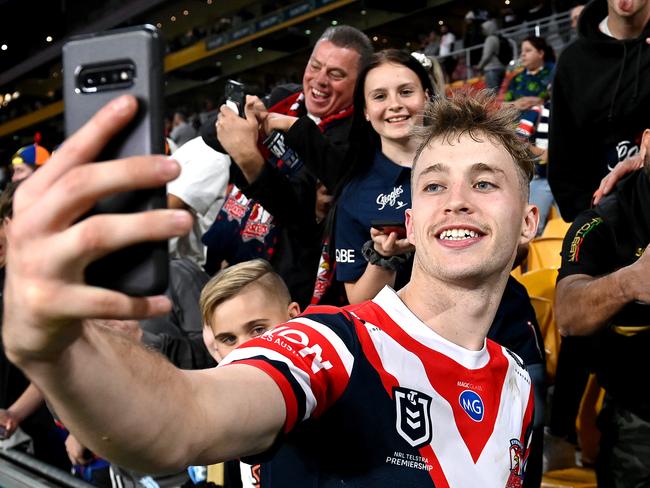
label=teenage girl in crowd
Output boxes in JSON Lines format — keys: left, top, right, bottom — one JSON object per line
{"left": 333, "top": 49, "right": 434, "bottom": 304}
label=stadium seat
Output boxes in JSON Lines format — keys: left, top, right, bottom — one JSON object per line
{"left": 542, "top": 218, "right": 572, "bottom": 239}
{"left": 518, "top": 268, "right": 558, "bottom": 301}
{"left": 528, "top": 296, "right": 561, "bottom": 381}
{"left": 542, "top": 467, "right": 597, "bottom": 488}
{"left": 518, "top": 269, "right": 560, "bottom": 380}
{"left": 207, "top": 463, "right": 224, "bottom": 485}
{"left": 526, "top": 237, "right": 563, "bottom": 271}
{"left": 576, "top": 374, "right": 605, "bottom": 466}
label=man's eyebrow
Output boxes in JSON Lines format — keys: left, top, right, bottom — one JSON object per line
{"left": 470, "top": 162, "right": 507, "bottom": 177}
{"left": 417, "top": 163, "right": 449, "bottom": 179}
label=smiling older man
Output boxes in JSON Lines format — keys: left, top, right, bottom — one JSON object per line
{"left": 202, "top": 25, "right": 372, "bottom": 308}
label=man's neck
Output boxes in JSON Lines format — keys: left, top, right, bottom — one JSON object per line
{"left": 607, "top": 6, "right": 650, "bottom": 39}
{"left": 397, "top": 265, "right": 509, "bottom": 351}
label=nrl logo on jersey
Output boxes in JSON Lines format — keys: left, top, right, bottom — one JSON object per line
{"left": 393, "top": 387, "right": 433, "bottom": 448}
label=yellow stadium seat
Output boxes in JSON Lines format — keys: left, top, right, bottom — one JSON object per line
{"left": 518, "top": 269, "right": 561, "bottom": 380}
{"left": 542, "top": 218, "right": 572, "bottom": 239}
{"left": 511, "top": 264, "right": 524, "bottom": 280}
{"left": 542, "top": 467, "right": 597, "bottom": 488}
{"left": 207, "top": 463, "right": 224, "bottom": 485}
{"left": 527, "top": 237, "right": 564, "bottom": 271}
{"left": 576, "top": 374, "right": 605, "bottom": 466}
{"left": 518, "top": 268, "right": 558, "bottom": 301}
{"left": 528, "top": 296, "right": 561, "bottom": 381}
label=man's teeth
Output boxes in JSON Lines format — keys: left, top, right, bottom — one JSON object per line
{"left": 312, "top": 88, "right": 328, "bottom": 98}
{"left": 439, "top": 229, "right": 479, "bottom": 240}
{"left": 387, "top": 116, "right": 409, "bottom": 123}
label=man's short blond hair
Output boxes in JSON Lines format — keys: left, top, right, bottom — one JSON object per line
{"left": 200, "top": 259, "right": 292, "bottom": 326}
{"left": 412, "top": 90, "right": 536, "bottom": 199}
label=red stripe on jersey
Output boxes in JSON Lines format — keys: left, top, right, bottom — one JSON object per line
{"left": 230, "top": 359, "right": 299, "bottom": 433}
{"left": 366, "top": 303, "right": 509, "bottom": 463}
{"left": 236, "top": 319, "right": 351, "bottom": 420}
{"left": 354, "top": 318, "right": 451, "bottom": 487}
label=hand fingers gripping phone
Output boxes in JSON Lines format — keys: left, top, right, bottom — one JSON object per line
{"left": 371, "top": 220, "right": 407, "bottom": 239}
{"left": 224, "top": 79, "right": 246, "bottom": 117}
{"left": 63, "top": 25, "right": 168, "bottom": 296}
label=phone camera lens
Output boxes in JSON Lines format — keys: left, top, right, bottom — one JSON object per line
{"left": 86, "top": 77, "right": 94, "bottom": 86}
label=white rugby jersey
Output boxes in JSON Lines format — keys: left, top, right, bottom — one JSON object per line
{"left": 220, "top": 287, "right": 534, "bottom": 487}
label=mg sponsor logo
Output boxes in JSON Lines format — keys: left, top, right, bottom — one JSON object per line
{"left": 459, "top": 390, "right": 484, "bottom": 422}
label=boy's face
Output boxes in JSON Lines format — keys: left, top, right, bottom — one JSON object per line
{"left": 204, "top": 283, "right": 299, "bottom": 362}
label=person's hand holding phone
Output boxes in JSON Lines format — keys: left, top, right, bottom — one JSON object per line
{"left": 216, "top": 95, "right": 266, "bottom": 182}
{"left": 2, "top": 95, "right": 192, "bottom": 368}
{"left": 370, "top": 226, "right": 415, "bottom": 257}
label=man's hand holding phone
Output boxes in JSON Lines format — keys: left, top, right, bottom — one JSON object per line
{"left": 216, "top": 95, "right": 266, "bottom": 182}
{"left": 2, "top": 95, "right": 193, "bottom": 367}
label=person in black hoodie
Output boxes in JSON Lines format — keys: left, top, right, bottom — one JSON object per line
{"left": 554, "top": 128, "right": 650, "bottom": 486}
{"left": 548, "top": 0, "right": 650, "bottom": 222}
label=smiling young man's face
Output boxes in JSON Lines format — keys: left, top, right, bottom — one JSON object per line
{"left": 302, "top": 40, "right": 360, "bottom": 119}
{"left": 406, "top": 133, "right": 537, "bottom": 285}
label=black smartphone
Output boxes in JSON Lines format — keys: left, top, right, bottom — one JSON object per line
{"left": 371, "top": 220, "right": 407, "bottom": 238}
{"left": 63, "top": 25, "right": 168, "bottom": 296}
{"left": 224, "top": 79, "right": 246, "bottom": 117}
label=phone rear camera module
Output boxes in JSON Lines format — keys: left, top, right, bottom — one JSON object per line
{"left": 77, "top": 61, "right": 135, "bottom": 93}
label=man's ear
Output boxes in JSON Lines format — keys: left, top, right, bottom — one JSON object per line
{"left": 405, "top": 208, "right": 416, "bottom": 246}
{"left": 287, "top": 302, "right": 301, "bottom": 319}
{"left": 641, "top": 129, "right": 650, "bottom": 162}
{"left": 520, "top": 204, "right": 539, "bottom": 244}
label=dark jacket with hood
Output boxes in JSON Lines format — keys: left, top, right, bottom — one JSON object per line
{"left": 548, "top": 0, "right": 650, "bottom": 221}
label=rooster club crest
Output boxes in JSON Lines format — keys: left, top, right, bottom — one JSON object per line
{"left": 393, "top": 387, "right": 433, "bottom": 448}
{"left": 505, "top": 439, "right": 526, "bottom": 488}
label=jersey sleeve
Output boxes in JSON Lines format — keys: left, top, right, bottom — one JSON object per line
{"left": 335, "top": 184, "right": 371, "bottom": 282}
{"left": 217, "top": 306, "right": 358, "bottom": 434}
{"left": 558, "top": 210, "right": 613, "bottom": 281}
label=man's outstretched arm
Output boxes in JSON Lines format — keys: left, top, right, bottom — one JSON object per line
{"left": 2, "top": 95, "right": 285, "bottom": 472}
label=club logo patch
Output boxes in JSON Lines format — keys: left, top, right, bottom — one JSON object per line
{"left": 394, "top": 387, "right": 433, "bottom": 448}
{"left": 459, "top": 389, "right": 484, "bottom": 422}
{"left": 506, "top": 438, "right": 526, "bottom": 488}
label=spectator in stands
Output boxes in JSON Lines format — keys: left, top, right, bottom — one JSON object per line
{"left": 169, "top": 110, "right": 198, "bottom": 148}
{"left": 546, "top": 1, "right": 650, "bottom": 461}
{"left": 203, "top": 25, "right": 372, "bottom": 307}
{"left": 438, "top": 24, "right": 458, "bottom": 82}
{"left": 167, "top": 133, "right": 229, "bottom": 268}
{"left": 200, "top": 259, "right": 299, "bottom": 362}
{"left": 516, "top": 99, "right": 557, "bottom": 235}
{"left": 474, "top": 18, "right": 507, "bottom": 93}
{"left": 554, "top": 129, "right": 650, "bottom": 486}
{"left": 421, "top": 30, "right": 440, "bottom": 57}
{"left": 333, "top": 50, "right": 432, "bottom": 305}
{"left": 10, "top": 142, "right": 49, "bottom": 182}
{"left": 463, "top": 8, "right": 488, "bottom": 66}
{"left": 503, "top": 36, "right": 554, "bottom": 111}
{"left": 199, "top": 259, "right": 299, "bottom": 487}
{"left": 0, "top": 182, "right": 69, "bottom": 470}
{"left": 548, "top": 0, "right": 650, "bottom": 221}
{"left": 3, "top": 91, "right": 538, "bottom": 486}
